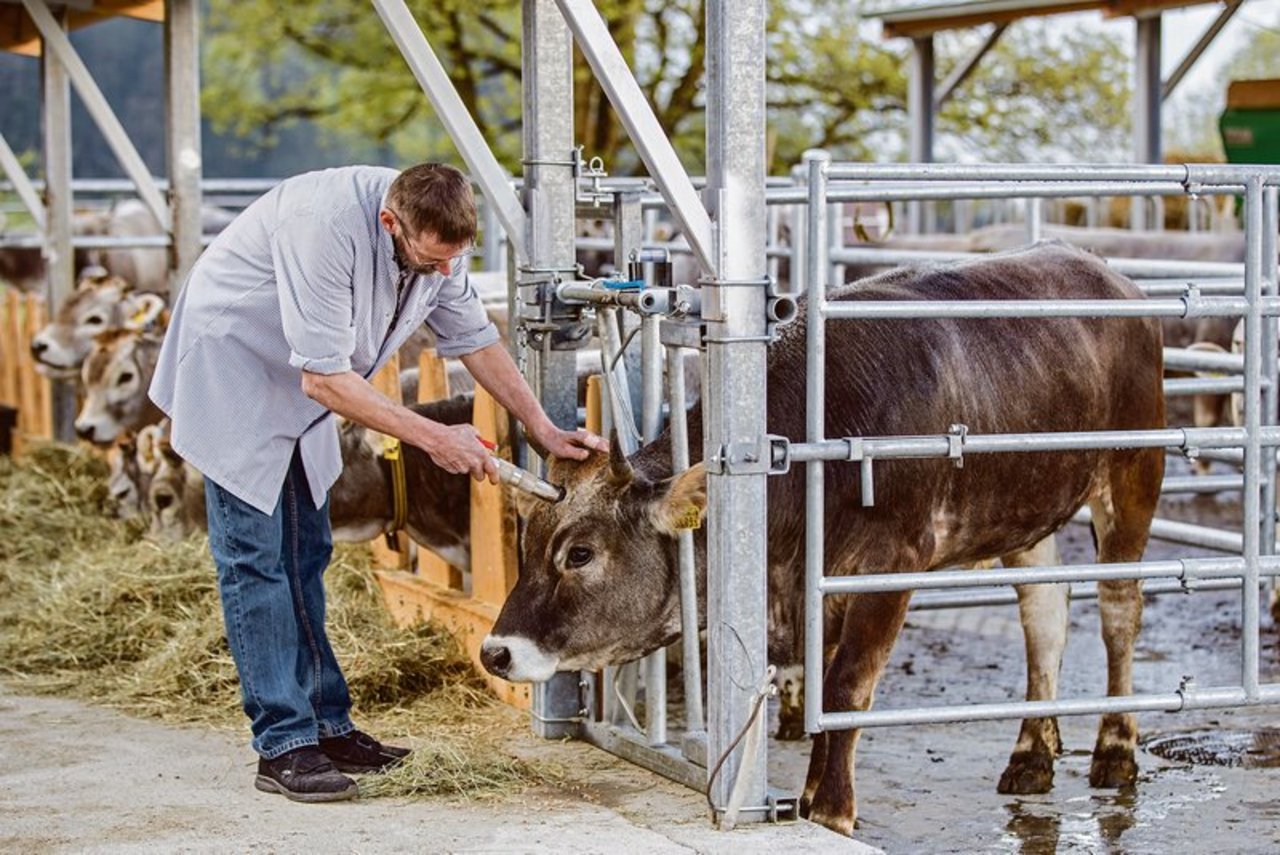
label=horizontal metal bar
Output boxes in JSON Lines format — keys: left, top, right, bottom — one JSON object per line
{"left": 577, "top": 720, "right": 705, "bottom": 791}
{"left": 820, "top": 296, "right": 1270, "bottom": 320}
{"left": 825, "top": 161, "right": 1280, "bottom": 186}
{"left": 819, "top": 556, "right": 1277, "bottom": 596}
{"left": 1139, "top": 279, "right": 1244, "bottom": 296}
{"left": 1165, "top": 376, "right": 1251, "bottom": 396}
{"left": 1075, "top": 508, "right": 1256, "bottom": 554}
{"left": 1160, "top": 474, "right": 1244, "bottom": 494}
{"left": 821, "top": 182, "right": 1223, "bottom": 204}
{"left": 909, "top": 576, "right": 1250, "bottom": 611}
{"left": 789, "top": 426, "right": 1275, "bottom": 465}
{"left": 817, "top": 684, "right": 1280, "bottom": 731}
{"left": 828, "top": 246, "right": 1245, "bottom": 279}
{"left": 1163, "top": 347, "right": 1245, "bottom": 373}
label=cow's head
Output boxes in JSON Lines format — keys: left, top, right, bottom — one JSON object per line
{"left": 480, "top": 444, "right": 706, "bottom": 682}
{"left": 30, "top": 271, "right": 164, "bottom": 378}
{"left": 105, "top": 431, "right": 147, "bottom": 519}
{"left": 75, "top": 328, "right": 164, "bottom": 445}
{"left": 147, "top": 431, "right": 203, "bottom": 541}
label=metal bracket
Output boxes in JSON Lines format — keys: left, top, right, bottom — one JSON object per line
{"left": 1181, "top": 284, "right": 1205, "bottom": 319}
{"left": 947, "top": 423, "right": 968, "bottom": 469}
{"left": 712, "top": 436, "right": 774, "bottom": 476}
{"left": 847, "top": 438, "right": 875, "bottom": 507}
{"left": 660, "top": 317, "right": 706, "bottom": 351}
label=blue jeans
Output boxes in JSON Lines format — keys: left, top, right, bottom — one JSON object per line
{"left": 204, "top": 446, "right": 354, "bottom": 758}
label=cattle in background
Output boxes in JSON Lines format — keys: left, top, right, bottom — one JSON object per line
{"left": 330, "top": 396, "right": 474, "bottom": 570}
{"left": 30, "top": 270, "right": 166, "bottom": 378}
{"left": 75, "top": 327, "right": 166, "bottom": 444}
{"left": 480, "top": 243, "right": 1165, "bottom": 836}
{"left": 144, "top": 425, "right": 207, "bottom": 542}
{"left": 105, "top": 431, "right": 149, "bottom": 520}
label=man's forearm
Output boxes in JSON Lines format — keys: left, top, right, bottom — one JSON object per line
{"left": 301, "top": 370, "right": 437, "bottom": 447}
{"left": 459, "top": 342, "right": 556, "bottom": 436}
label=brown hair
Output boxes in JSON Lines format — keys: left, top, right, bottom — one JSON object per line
{"left": 385, "top": 163, "right": 477, "bottom": 245}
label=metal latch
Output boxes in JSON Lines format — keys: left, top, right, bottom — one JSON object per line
{"left": 711, "top": 435, "right": 790, "bottom": 476}
{"left": 846, "top": 438, "right": 875, "bottom": 507}
{"left": 947, "top": 423, "right": 968, "bottom": 469}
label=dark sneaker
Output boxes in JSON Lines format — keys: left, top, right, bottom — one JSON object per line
{"left": 255, "top": 746, "right": 359, "bottom": 803}
{"left": 319, "top": 729, "right": 411, "bottom": 774}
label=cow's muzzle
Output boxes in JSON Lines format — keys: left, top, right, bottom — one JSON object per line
{"left": 479, "top": 634, "right": 559, "bottom": 683}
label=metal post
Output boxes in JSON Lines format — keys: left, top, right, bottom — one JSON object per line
{"left": 667, "top": 344, "right": 705, "bottom": 736}
{"left": 803, "top": 150, "right": 829, "bottom": 735}
{"left": 165, "top": 0, "right": 202, "bottom": 295}
{"left": 40, "top": 5, "right": 75, "bottom": 443}
{"left": 704, "top": 0, "right": 769, "bottom": 816}
{"left": 908, "top": 35, "right": 934, "bottom": 235}
{"left": 1242, "top": 178, "right": 1265, "bottom": 701}
{"left": 1131, "top": 14, "right": 1162, "bottom": 230}
{"left": 641, "top": 311, "right": 667, "bottom": 747}
{"left": 1026, "top": 196, "right": 1043, "bottom": 243}
{"left": 1262, "top": 187, "right": 1278, "bottom": 609}
{"left": 522, "top": 0, "right": 581, "bottom": 739}
{"left": 481, "top": 197, "right": 507, "bottom": 275}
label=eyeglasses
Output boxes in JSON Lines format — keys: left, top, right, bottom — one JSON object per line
{"left": 388, "top": 209, "right": 474, "bottom": 273}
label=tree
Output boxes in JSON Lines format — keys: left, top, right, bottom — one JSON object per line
{"left": 201, "top": 1, "right": 1134, "bottom": 175}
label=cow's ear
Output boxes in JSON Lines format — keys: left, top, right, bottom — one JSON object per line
{"left": 123, "top": 293, "right": 166, "bottom": 331}
{"left": 650, "top": 463, "right": 706, "bottom": 535}
{"left": 608, "top": 433, "right": 633, "bottom": 485}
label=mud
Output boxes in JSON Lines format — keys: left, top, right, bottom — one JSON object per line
{"left": 764, "top": 450, "right": 1280, "bottom": 853}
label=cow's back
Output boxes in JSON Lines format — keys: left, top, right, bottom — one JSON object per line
{"left": 756, "top": 243, "right": 1164, "bottom": 655}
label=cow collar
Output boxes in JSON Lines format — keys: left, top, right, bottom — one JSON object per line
{"left": 382, "top": 435, "right": 409, "bottom": 549}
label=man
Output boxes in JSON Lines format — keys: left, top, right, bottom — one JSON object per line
{"left": 150, "top": 163, "right": 605, "bottom": 802}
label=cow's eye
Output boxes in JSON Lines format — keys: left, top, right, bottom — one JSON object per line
{"left": 85, "top": 315, "right": 104, "bottom": 326}
{"left": 116, "top": 371, "right": 135, "bottom": 386}
{"left": 566, "top": 545, "right": 594, "bottom": 568}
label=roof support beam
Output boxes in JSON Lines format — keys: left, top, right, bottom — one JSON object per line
{"left": 935, "top": 23, "right": 1007, "bottom": 108}
{"left": 164, "top": 0, "right": 201, "bottom": 294}
{"left": 22, "top": 0, "right": 170, "bottom": 232}
{"left": 554, "top": 0, "right": 715, "bottom": 274}
{"left": 908, "top": 36, "right": 935, "bottom": 234}
{"left": 1162, "top": 0, "right": 1242, "bottom": 101}
{"left": 1132, "top": 13, "right": 1162, "bottom": 229}
{"left": 0, "top": 130, "right": 45, "bottom": 230}
{"left": 371, "top": 0, "right": 528, "bottom": 264}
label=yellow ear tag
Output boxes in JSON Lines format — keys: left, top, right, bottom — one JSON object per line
{"left": 673, "top": 505, "right": 702, "bottom": 530}
{"left": 130, "top": 306, "right": 150, "bottom": 326}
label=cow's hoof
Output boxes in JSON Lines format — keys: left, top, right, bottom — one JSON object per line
{"left": 805, "top": 805, "right": 855, "bottom": 837}
{"left": 997, "top": 751, "right": 1054, "bottom": 795}
{"left": 1089, "top": 748, "right": 1137, "bottom": 789}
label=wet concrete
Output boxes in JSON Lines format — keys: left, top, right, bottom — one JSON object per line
{"left": 763, "top": 450, "right": 1280, "bottom": 853}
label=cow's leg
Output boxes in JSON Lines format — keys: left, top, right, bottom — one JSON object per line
{"left": 998, "top": 535, "right": 1069, "bottom": 795}
{"left": 801, "top": 589, "right": 912, "bottom": 836}
{"left": 1087, "top": 451, "right": 1160, "bottom": 789}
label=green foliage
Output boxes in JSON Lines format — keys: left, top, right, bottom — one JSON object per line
{"left": 202, "top": 1, "right": 1135, "bottom": 173}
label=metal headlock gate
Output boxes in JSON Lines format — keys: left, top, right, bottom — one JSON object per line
{"left": 798, "top": 157, "right": 1280, "bottom": 734}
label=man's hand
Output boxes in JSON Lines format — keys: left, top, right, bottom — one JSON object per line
{"left": 418, "top": 421, "right": 499, "bottom": 483}
{"left": 529, "top": 422, "right": 609, "bottom": 461}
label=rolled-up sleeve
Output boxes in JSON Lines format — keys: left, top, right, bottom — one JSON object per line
{"left": 426, "top": 258, "right": 501, "bottom": 357}
{"left": 272, "top": 215, "right": 358, "bottom": 374}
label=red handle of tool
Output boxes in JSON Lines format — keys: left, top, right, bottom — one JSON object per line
{"left": 478, "top": 437, "right": 497, "bottom": 451}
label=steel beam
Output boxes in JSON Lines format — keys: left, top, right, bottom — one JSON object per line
{"left": 0, "top": 131, "right": 46, "bottom": 230}
{"left": 521, "top": 0, "right": 580, "bottom": 740}
{"left": 1132, "top": 14, "right": 1162, "bottom": 230}
{"left": 1162, "top": 0, "right": 1242, "bottom": 101}
{"left": 372, "top": 0, "right": 527, "bottom": 263}
{"left": 703, "top": 0, "right": 769, "bottom": 819}
{"left": 23, "top": 0, "right": 170, "bottom": 232}
{"left": 553, "top": 0, "right": 715, "bottom": 273}
{"left": 164, "top": 0, "right": 202, "bottom": 294}
{"left": 40, "top": 4, "right": 75, "bottom": 443}
{"left": 935, "top": 24, "right": 1006, "bottom": 108}
{"left": 907, "top": 35, "right": 934, "bottom": 234}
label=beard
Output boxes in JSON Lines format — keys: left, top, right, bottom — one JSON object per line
{"left": 392, "top": 232, "right": 436, "bottom": 276}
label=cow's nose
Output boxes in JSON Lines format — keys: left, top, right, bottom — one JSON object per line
{"left": 480, "top": 642, "right": 511, "bottom": 677}
{"left": 153, "top": 490, "right": 175, "bottom": 511}
{"left": 75, "top": 423, "right": 94, "bottom": 442}
{"left": 30, "top": 340, "right": 47, "bottom": 357}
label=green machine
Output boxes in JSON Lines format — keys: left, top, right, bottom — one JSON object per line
{"left": 1220, "top": 79, "right": 1280, "bottom": 164}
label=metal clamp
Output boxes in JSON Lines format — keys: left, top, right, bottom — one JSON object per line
{"left": 709, "top": 435, "right": 791, "bottom": 476}
{"left": 1181, "top": 284, "right": 1205, "bottom": 319}
{"left": 947, "top": 423, "right": 968, "bottom": 469}
{"left": 846, "top": 438, "right": 875, "bottom": 507}
{"left": 1176, "top": 674, "right": 1197, "bottom": 710}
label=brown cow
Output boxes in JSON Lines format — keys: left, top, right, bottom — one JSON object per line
{"left": 480, "top": 243, "right": 1165, "bottom": 836}
{"left": 30, "top": 271, "right": 166, "bottom": 379}
{"left": 75, "top": 328, "right": 166, "bottom": 444}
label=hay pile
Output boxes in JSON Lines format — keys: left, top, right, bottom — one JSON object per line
{"left": 0, "top": 444, "right": 559, "bottom": 798}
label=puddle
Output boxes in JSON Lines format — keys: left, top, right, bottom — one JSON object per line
{"left": 1143, "top": 729, "right": 1280, "bottom": 769}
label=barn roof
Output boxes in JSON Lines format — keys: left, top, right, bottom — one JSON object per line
{"left": 865, "top": 0, "right": 1218, "bottom": 38}
{"left": 0, "top": 1, "right": 163, "bottom": 56}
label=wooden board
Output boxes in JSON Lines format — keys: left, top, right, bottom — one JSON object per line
{"left": 1227, "top": 79, "right": 1280, "bottom": 112}
{"left": 368, "top": 353, "right": 410, "bottom": 570}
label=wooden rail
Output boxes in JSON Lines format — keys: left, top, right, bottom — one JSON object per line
{"left": 0, "top": 288, "right": 53, "bottom": 454}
